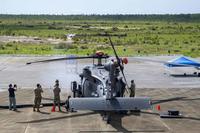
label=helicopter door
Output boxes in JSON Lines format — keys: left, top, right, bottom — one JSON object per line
{"left": 82, "top": 78, "right": 97, "bottom": 97}
{"left": 82, "top": 77, "right": 103, "bottom": 97}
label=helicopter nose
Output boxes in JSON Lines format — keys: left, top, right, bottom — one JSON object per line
{"left": 122, "top": 58, "right": 128, "bottom": 64}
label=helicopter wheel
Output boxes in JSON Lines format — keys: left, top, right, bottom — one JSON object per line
{"left": 198, "top": 73, "right": 200, "bottom": 77}
{"left": 102, "top": 112, "right": 111, "bottom": 124}
{"left": 105, "top": 115, "right": 111, "bottom": 124}
{"left": 107, "top": 118, "right": 111, "bottom": 124}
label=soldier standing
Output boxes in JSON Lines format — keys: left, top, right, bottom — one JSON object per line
{"left": 55, "top": 79, "right": 59, "bottom": 87}
{"left": 53, "top": 80, "right": 61, "bottom": 111}
{"left": 8, "top": 84, "right": 17, "bottom": 111}
{"left": 33, "top": 84, "right": 43, "bottom": 112}
{"left": 129, "top": 80, "right": 136, "bottom": 97}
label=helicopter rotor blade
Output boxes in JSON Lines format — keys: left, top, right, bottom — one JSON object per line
{"left": 108, "top": 36, "right": 120, "bottom": 63}
{"left": 108, "top": 36, "right": 129, "bottom": 93}
{"left": 26, "top": 55, "right": 109, "bottom": 65}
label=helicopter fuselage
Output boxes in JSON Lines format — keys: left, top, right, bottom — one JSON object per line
{"left": 77, "top": 61, "right": 126, "bottom": 99}
{"left": 69, "top": 61, "right": 151, "bottom": 112}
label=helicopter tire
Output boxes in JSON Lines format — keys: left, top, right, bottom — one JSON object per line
{"left": 198, "top": 73, "right": 200, "bottom": 77}
{"left": 105, "top": 115, "right": 111, "bottom": 124}
{"left": 107, "top": 119, "right": 110, "bottom": 124}
{"left": 119, "top": 110, "right": 128, "bottom": 115}
{"left": 102, "top": 112, "right": 111, "bottom": 124}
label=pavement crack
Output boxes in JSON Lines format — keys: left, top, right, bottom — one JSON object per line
{"left": 23, "top": 109, "right": 32, "bottom": 133}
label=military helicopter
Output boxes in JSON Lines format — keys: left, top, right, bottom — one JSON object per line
{"left": 27, "top": 37, "right": 151, "bottom": 123}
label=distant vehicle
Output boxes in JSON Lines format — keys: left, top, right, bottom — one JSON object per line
{"left": 27, "top": 37, "right": 151, "bottom": 123}
{"left": 66, "top": 34, "right": 76, "bottom": 40}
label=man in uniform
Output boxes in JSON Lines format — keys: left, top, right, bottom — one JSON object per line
{"left": 53, "top": 82, "right": 61, "bottom": 111}
{"left": 129, "top": 80, "right": 136, "bottom": 97}
{"left": 8, "top": 84, "right": 17, "bottom": 111}
{"left": 33, "top": 84, "right": 43, "bottom": 112}
{"left": 55, "top": 79, "right": 59, "bottom": 87}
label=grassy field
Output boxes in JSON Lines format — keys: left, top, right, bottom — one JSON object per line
{"left": 0, "top": 15, "right": 200, "bottom": 57}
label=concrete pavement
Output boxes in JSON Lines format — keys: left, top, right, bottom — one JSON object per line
{"left": 0, "top": 88, "right": 199, "bottom": 133}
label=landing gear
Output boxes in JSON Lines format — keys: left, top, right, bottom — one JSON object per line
{"left": 102, "top": 112, "right": 111, "bottom": 124}
{"left": 198, "top": 73, "right": 200, "bottom": 77}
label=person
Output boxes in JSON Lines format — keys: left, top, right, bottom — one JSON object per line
{"left": 55, "top": 79, "right": 59, "bottom": 87}
{"left": 53, "top": 83, "right": 61, "bottom": 111}
{"left": 8, "top": 84, "right": 17, "bottom": 111}
{"left": 129, "top": 80, "right": 136, "bottom": 97}
{"left": 65, "top": 95, "right": 71, "bottom": 112}
{"left": 119, "top": 78, "right": 126, "bottom": 97}
{"left": 33, "top": 84, "right": 43, "bottom": 112}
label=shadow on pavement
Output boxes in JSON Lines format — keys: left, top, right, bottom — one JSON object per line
{"left": 152, "top": 96, "right": 200, "bottom": 105}
{"left": 17, "top": 111, "right": 96, "bottom": 123}
{"left": 141, "top": 111, "right": 200, "bottom": 122}
{"left": 38, "top": 111, "right": 51, "bottom": 115}
{"left": 170, "top": 74, "right": 200, "bottom": 78}
{"left": 182, "top": 116, "right": 200, "bottom": 121}
{"left": 80, "top": 129, "right": 165, "bottom": 132}
{"left": 152, "top": 97, "right": 187, "bottom": 105}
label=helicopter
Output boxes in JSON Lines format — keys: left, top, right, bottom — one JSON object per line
{"left": 27, "top": 37, "right": 151, "bottom": 123}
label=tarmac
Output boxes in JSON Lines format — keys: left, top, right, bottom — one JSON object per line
{"left": 1, "top": 56, "right": 200, "bottom": 90}
{"left": 0, "top": 56, "right": 200, "bottom": 133}
{"left": 0, "top": 88, "right": 199, "bottom": 133}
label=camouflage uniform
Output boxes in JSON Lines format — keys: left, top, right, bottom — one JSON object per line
{"left": 33, "top": 84, "right": 43, "bottom": 112}
{"left": 129, "top": 80, "right": 135, "bottom": 97}
{"left": 53, "top": 85, "right": 61, "bottom": 111}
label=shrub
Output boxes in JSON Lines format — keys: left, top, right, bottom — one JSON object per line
{"left": 174, "top": 49, "right": 180, "bottom": 53}
{"left": 96, "top": 45, "right": 110, "bottom": 50}
{"left": 112, "top": 27, "right": 119, "bottom": 31}
{"left": 55, "top": 43, "right": 77, "bottom": 49}
{"left": 55, "top": 43, "right": 66, "bottom": 49}
{"left": 6, "top": 43, "right": 13, "bottom": 47}
{"left": 48, "top": 26, "right": 56, "bottom": 29}
{"left": 0, "top": 44, "right": 5, "bottom": 50}
{"left": 124, "top": 25, "right": 128, "bottom": 28}
{"left": 80, "top": 45, "right": 88, "bottom": 49}
{"left": 191, "top": 48, "right": 195, "bottom": 52}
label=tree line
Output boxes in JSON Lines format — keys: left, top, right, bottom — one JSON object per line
{"left": 0, "top": 14, "right": 200, "bottom": 22}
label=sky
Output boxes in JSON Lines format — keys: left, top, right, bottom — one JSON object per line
{"left": 0, "top": 0, "right": 200, "bottom": 15}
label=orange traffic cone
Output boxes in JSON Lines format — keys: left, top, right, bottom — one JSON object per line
{"left": 51, "top": 105, "right": 55, "bottom": 112}
{"left": 156, "top": 104, "right": 161, "bottom": 111}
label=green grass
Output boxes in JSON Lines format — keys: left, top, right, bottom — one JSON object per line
{"left": 0, "top": 17, "right": 200, "bottom": 57}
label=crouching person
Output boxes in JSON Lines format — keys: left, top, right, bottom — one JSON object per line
{"left": 33, "top": 84, "right": 43, "bottom": 112}
{"left": 65, "top": 96, "right": 71, "bottom": 112}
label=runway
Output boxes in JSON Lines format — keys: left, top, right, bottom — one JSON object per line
{"left": 0, "top": 55, "right": 200, "bottom": 133}
{"left": 1, "top": 56, "right": 200, "bottom": 91}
